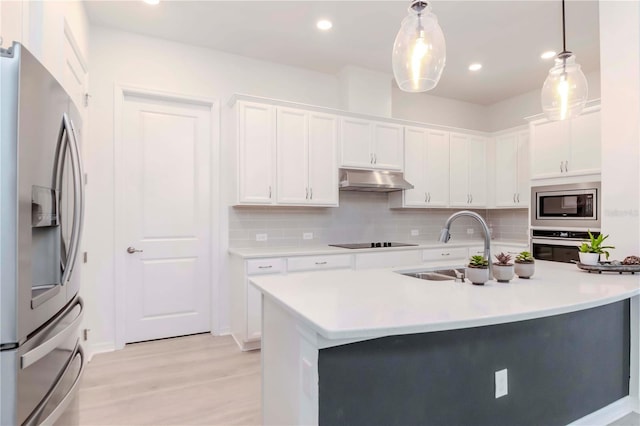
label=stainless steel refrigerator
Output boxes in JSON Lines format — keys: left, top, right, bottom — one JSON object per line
{"left": 1, "top": 43, "right": 86, "bottom": 425}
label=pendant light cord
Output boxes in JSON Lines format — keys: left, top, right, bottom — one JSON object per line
{"left": 561, "top": 0, "right": 567, "bottom": 53}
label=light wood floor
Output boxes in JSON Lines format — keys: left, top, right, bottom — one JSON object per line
{"left": 69, "top": 334, "right": 261, "bottom": 425}
{"left": 64, "top": 333, "right": 638, "bottom": 426}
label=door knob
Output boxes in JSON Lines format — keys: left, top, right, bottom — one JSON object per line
{"left": 127, "top": 246, "right": 143, "bottom": 254}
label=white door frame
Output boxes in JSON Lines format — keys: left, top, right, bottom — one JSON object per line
{"left": 113, "top": 84, "right": 220, "bottom": 350}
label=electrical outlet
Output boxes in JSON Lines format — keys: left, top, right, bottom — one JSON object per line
{"left": 495, "top": 369, "right": 508, "bottom": 398}
{"left": 256, "top": 233, "right": 268, "bottom": 242}
{"left": 303, "top": 232, "right": 313, "bottom": 240}
{"left": 411, "top": 229, "right": 419, "bottom": 236}
{"left": 467, "top": 228, "right": 474, "bottom": 235}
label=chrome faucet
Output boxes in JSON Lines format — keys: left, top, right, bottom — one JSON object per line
{"left": 439, "top": 210, "right": 492, "bottom": 277}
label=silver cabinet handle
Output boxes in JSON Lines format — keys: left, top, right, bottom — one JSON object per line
{"left": 513, "top": 193, "right": 516, "bottom": 203}
{"left": 21, "top": 298, "right": 83, "bottom": 369}
{"left": 441, "top": 252, "right": 450, "bottom": 256}
{"left": 517, "top": 193, "right": 520, "bottom": 203}
{"left": 258, "top": 265, "right": 273, "bottom": 269}
{"left": 425, "top": 192, "right": 428, "bottom": 202}
{"left": 315, "top": 261, "right": 327, "bottom": 265}
{"left": 268, "top": 185, "right": 272, "bottom": 198}
{"left": 306, "top": 188, "right": 309, "bottom": 199}
{"left": 310, "top": 188, "right": 313, "bottom": 199}
{"left": 470, "top": 194, "right": 473, "bottom": 203}
{"left": 560, "top": 161, "right": 563, "bottom": 172}
{"left": 370, "top": 153, "right": 374, "bottom": 164}
{"left": 565, "top": 160, "right": 568, "bottom": 172}
{"left": 428, "top": 193, "right": 431, "bottom": 202}
{"left": 127, "top": 247, "right": 143, "bottom": 254}
{"left": 374, "top": 153, "right": 377, "bottom": 164}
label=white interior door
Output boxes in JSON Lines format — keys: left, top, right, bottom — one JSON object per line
{"left": 122, "top": 94, "right": 211, "bottom": 344}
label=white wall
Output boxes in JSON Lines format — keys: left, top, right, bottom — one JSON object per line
{"left": 599, "top": 2, "right": 640, "bottom": 259}
{"left": 85, "top": 26, "right": 342, "bottom": 351}
{"left": 392, "top": 87, "right": 492, "bottom": 132}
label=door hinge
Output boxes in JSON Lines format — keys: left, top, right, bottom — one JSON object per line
{"left": 83, "top": 252, "right": 88, "bottom": 263}
{"left": 84, "top": 93, "right": 91, "bottom": 107}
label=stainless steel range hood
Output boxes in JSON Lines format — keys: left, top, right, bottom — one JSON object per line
{"left": 338, "top": 168, "right": 414, "bottom": 192}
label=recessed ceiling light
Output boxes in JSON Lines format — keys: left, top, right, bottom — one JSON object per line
{"left": 143, "top": 0, "right": 160, "bottom": 5}
{"left": 541, "top": 50, "right": 557, "bottom": 60}
{"left": 316, "top": 20, "right": 333, "bottom": 31}
{"left": 468, "top": 63, "right": 482, "bottom": 72}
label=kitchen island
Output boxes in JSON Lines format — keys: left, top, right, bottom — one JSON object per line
{"left": 250, "top": 260, "right": 640, "bottom": 426}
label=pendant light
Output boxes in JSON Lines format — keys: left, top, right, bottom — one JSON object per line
{"left": 541, "top": 0, "right": 588, "bottom": 121}
{"left": 392, "top": 1, "right": 446, "bottom": 92}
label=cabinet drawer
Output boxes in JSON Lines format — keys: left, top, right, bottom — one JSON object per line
{"left": 287, "top": 254, "right": 352, "bottom": 272}
{"left": 356, "top": 250, "right": 422, "bottom": 269}
{"left": 422, "top": 247, "right": 468, "bottom": 261}
{"left": 247, "top": 258, "right": 284, "bottom": 275}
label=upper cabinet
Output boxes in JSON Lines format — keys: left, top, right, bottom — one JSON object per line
{"left": 494, "top": 131, "right": 529, "bottom": 207}
{"left": 339, "top": 117, "right": 403, "bottom": 171}
{"left": 276, "top": 108, "right": 338, "bottom": 206}
{"left": 449, "top": 133, "right": 487, "bottom": 207}
{"left": 235, "top": 101, "right": 277, "bottom": 205}
{"left": 530, "top": 105, "right": 601, "bottom": 180}
{"left": 390, "top": 126, "right": 449, "bottom": 208}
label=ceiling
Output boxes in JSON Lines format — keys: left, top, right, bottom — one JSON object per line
{"left": 84, "top": 1, "right": 600, "bottom": 105}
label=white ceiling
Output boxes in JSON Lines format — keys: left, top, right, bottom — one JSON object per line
{"left": 84, "top": 0, "right": 600, "bottom": 105}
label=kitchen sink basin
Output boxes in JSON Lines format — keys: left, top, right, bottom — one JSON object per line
{"left": 400, "top": 268, "right": 465, "bottom": 282}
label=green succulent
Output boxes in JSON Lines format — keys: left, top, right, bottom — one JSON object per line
{"left": 579, "top": 231, "right": 615, "bottom": 259}
{"left": 515, "top": 251, "right": 534, "bottom": 264}
{"left": 468, "top": 255, "right": 489, "bottom": 268}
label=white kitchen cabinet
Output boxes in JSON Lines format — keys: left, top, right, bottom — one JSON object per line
{"left": 235, "top": 101, "right": 277, "bottom": 204}
{"left": 449, "top": 133, "right": 487, "bottom": 207}
{"left": 390, "top": 127, "right": 449, "bottom": 208}
{"left": 231, "top": 256, "right": 284, "bottom": 351}
{"left": 339, "top": 117, "right": 403, "bottom": 171}
{"left": 276, "top": 108, "right": 338, "bottom": 206}
{"left": 422, "top": 247, "right": 468, "bottom": 262}
{"left": 530, "top": 105, "right": 600, "bottom": 179}
{"left": 287, "top": 254, "right": 352, "bottom": 272}
{"left": 494, "top": 131, "right": 529, "bottom": 207}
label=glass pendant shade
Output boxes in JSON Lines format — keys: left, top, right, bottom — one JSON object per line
{"left": 392, "top": 2, "right": 446, "bottom": 92}
{"left": 541, "top": 54, "right": 588, "bottom": 121}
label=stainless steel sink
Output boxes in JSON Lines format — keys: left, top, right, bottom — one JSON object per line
{"left": 400, "top": 268, "right": 465, "bottom": 282}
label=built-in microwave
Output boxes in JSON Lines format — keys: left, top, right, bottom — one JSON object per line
{"left": 531, "top": 182, "right": 600, "bottom": 229}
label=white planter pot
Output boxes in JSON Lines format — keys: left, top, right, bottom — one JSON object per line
{"left": 514, "top": 262, "right": 535, "bottom": 279}
{"left": 579, "top": 252, "right": 600, "bottom": 266}
{"left": 492, "top": 264, "right": 515, "bottom": 283}
{"left": 465, "top": 267, "right": 489, "bottom": 285}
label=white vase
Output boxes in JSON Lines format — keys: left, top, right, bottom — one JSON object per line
{"left": 492, "top": 264, "right": 515, "bottom": 283}
{"left": 579, "top": 252, "right": 600, "bottom": 265}
{"left": 465, "top": 267, "right": 489, "bottom": 285}
{"left": 514, "top": 262, "right": 535, "bottom": 279}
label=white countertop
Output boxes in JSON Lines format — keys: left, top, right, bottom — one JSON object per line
{"left": 249, "top": 260, "right": 640, "bottom": 341}
{"left": 229, "top": 239, "right": 528, "bottom": 259}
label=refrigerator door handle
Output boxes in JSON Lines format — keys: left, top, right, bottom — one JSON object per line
{"left": 59, "top": 114, "right": 83, "bottom": 285}
{"left": 21, "top": 297, "right": 83, "bottom": 369}
{"left": 24, "top": 343, "right": 85, "bottom": 426}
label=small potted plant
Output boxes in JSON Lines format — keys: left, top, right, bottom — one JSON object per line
{"left": 492, "top": 252, "right": 515, "bottom": 283}
{"left": 514, "top": 251, "right": 535, "bottom": 279}
{"left": 578, "top": 231, "right": 614, "bottom": 265}
{"left": 466, "top": 255, "right": 489, "bottom": 285}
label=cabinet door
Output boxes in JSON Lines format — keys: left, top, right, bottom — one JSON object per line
{"left": 569, "top": 109, "right": 600, "bottom": 174}
{"left": 468, "top": 137, "right": 487, "bottom": 206}
{"left": 340, "top": 117, "right": 372, "bottom": 168}
{"left": 246, "top": 283, "right": 262, "bottom": 340}
{"left": 276, "top": 107, "right": 309, "bottom": 204}
{"left": 308, "top": 112, "right": 338, "bottom": 206}
{"left": 238, "top": 102, "right": 276, "bottom": 204}
{"left": 516, "top": 132, "right": 530, "bottom": 206}
{"left": 530, "top": 119, "right": 569, "bottom": 178}
{"left": 403, "top": 127, "right": 428, "bottom": 206}
{"left": 494, "top": 134, "right": 519, "bottom": 207}
{"left": 449, "top": 133, "right": 470, "bottom": 207}
{"left": 425, "top": 130, "right": 450, "bottom": 207}
{"left": 373, "top": 122, "right": 403, "bottom": 170}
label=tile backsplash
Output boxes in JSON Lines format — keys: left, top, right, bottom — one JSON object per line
{"left": 229, "top": 192, "right": 529, "bottom": 248}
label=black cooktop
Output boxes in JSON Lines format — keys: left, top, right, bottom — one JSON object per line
{"left": 329, "top": 242, "right": 419, "bottom": 249}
